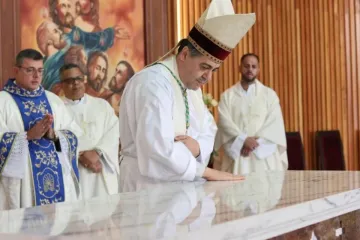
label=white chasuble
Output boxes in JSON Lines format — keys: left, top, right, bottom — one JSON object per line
{"left": 119, "top": 55, "right": 217, "bottom": 192}
{"left": 214, "top": 80, "right": 288, "bottom": 175}
{"left": 63, "top": 94, "right": 120, "bottom": 199}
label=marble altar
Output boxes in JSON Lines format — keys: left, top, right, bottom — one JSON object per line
{"left": 1, "top": 170, "right": 360, "bottom": 239}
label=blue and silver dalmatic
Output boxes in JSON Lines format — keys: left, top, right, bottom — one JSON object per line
{"left": 1, "top": 79, "right": 79, "bottom": 206}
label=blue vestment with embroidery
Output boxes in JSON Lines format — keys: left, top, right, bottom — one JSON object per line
{"left": 0, "top": 79, "right": 79, "bottom": 206}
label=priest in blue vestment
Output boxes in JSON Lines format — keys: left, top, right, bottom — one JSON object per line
{"left": 0, "top": 49, "right": 82, "bottom": 210}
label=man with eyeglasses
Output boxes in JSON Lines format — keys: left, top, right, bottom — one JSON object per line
{"left": 0, "top": 49, "right": 83, "bottom": 210}
{"left": 60, "top": 63, "right": 120, "bottom": 199}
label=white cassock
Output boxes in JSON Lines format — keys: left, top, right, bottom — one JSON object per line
{"left": 119, "top": 55, "right": 217, "bottom": 192}
{"left": 214, "top": 80, "right": 288, "bottom": 175}
{"left": 0, "top": 86, "right": 82, "bottom": 210}
{"left": 63, "top": 94, "right": 120, "bottom": 199}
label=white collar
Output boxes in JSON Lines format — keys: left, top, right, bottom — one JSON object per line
{"left": 238, "top": 81, "right": 256, "bottom": 95}
{"left": 159, "top": 55, "right": 185, "bottom": 89}
{"left": 63, "top": 94, "right": 86, "bottom": 106}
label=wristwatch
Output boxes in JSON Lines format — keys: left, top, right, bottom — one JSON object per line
{"left": 48, "top": 131, "right": 59, "bottom": 141}
{"left": 50, "top": 131, "right": 61, "bottom": 151}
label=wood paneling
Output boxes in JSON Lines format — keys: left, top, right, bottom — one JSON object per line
{"left": 169, "top": 0, "right": 360, "bottom": 170}
{"left": 0, "top": 0, "right": 21, "bottom": 87}
{"left": 144, "top": 0, "right": 170, "bottom": 64}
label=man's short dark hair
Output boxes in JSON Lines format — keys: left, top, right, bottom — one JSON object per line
{"left": 59, "top": 63, "right": 85, "bottom": 76}
{"left": 15, "top": 49, "right": 43, "bottom": 66}
{"left": 240, "top": 53, "right": 260, "bottom": 64}
{"left": 177, "top": 38, "right": 202, "bottom": 57}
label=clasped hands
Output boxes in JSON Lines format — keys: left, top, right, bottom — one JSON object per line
{"left": 241, "top": 137, "right": 259, "bottom": 157}
{"left": 27, "top": 114, "right": 56, "bottom": 141}
{"left": 26, "top": 114, "right": 102, "bottom": 173}
{"left": 79, "top": 150, "right": 103, "bottom": 173}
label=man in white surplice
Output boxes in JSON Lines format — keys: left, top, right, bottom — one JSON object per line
{"left": 0, "top": 49, "right": 82, "bottom": 210}
{"left": 119, "top": 0, "right": 256, "bottom": 191}
{"left": 214, "top": 53, "right": 288, "bottom": 175}
{"left": 60, "top": 63, "right": 120, "bottom": 199}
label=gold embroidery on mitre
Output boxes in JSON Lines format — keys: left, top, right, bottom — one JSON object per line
{"left": 194, "top": 24, "right": 232, "bottom": 51}
{"left": 187, "top": 24, "right": 232, "bottom": 64}
{"left": 187, "top": 36, "right": 223, "bottom": 64}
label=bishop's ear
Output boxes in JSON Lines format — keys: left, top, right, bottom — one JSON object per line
{"left": 178, "top": 46, "right": 190, "bottom": 62}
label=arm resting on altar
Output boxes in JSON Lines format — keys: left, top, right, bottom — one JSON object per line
{"left": 131, "top": 74, "right": 204, "bottom": 181}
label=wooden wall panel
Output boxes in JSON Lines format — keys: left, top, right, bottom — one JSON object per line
{"left": 0, "top": 0, "right": 21, "bottom": 88}
{"left": 144, "top": 0, "right": 170, "bottom": 64}
{"left": 169, "top": 0, "right": 360, "bottom": 170}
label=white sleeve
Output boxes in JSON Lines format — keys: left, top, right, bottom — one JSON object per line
{"left": 1, "top": 132, "right": 28, "bottom": 179}
{"left": 224, "top": 133, "right": 247, "bottom": 160}
{"left": 195, "top": 159, "right": 206, "bottom": 176}
{"left": 132, "top": 75, "right": 202, "bottom": 181}
{"left": 96, "top": 149, "right": 115, "bottom": 174}
{"left": 195, "top": 108, "right": 217, "bottom": 166}
{"left": 93, "top": 101, "right": 120, "bottom": 174}
{"left": 253, "top": 138, "right": 277, "bottom": 159}
{"left": 56, "top": 130, "right": 72, "bottom": 175}
{"left": 215, "top": 92, "right": 248, "bottom": 154}
{"left": 0, "top": 176, "right": 21, "bottom": 209}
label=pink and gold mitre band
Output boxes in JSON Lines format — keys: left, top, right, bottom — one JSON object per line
{"left": 187, "top": 24, "right": 232, "bottom": 64}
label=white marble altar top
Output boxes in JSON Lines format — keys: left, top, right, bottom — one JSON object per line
{"left": 1, "top": 170, "right": 360, "bottom": 240}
